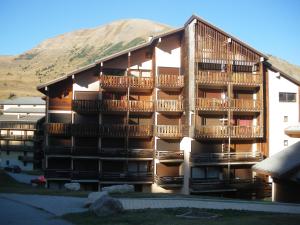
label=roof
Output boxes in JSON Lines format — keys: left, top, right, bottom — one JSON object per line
{"left": 0, "top": 97, "right": 45, "bottom": 105}
{"left": 3, "top": 107, "right": 45, "bottom": 114}
{"left": 252, "top": 141, "right": 300, "bottom": 180}
{"left": 267, "top": 55, "right": 300, "bottom": 85}
{"left": 0, "top": 114, "right": 45, "bottom": 123}
{"left": 37, "top": 14, "right": 267, "bottom": 92}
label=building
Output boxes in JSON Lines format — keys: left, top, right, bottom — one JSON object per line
{"left": 0, "top": 97, "right": 45, "bottom": 170}
{"left": 253, "top": 141, "right": 300, "bottom": 203}
{"left": 37, "top": 15, "right": 270, "bottom": 196}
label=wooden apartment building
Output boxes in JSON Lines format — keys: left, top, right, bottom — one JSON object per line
{"left": 38, "top": 15, "right": 269, "bottom": 197}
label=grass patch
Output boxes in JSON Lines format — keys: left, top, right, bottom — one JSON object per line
{"left": 63, "top": 208, "right": 300, "bottom": 225}
{"left": 0, "top": 170, "right": 89, "bottom": 197}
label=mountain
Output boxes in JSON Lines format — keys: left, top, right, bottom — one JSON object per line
{"left": 0, "top": 19, "right": 172, "bottom": 99}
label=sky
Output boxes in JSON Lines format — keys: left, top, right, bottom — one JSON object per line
{"left": 0, "top": 0, "right": 299, "bottom": 65}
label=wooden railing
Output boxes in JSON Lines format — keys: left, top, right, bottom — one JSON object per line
{"left": 45, "top": 123, "right": 71, "bottom": 136}
{"left": 100, "top": 75, "right": 129, "bottom": 89}
{"left": 155, "top": 175, "right": 184, "bottom": 186}
{"left": 0, "top": 122, "right": 37, "bottom": 130}
{"left": 100, "top": 172, "right": 153, "bottom": 182}
{"left": 49, "top": 98, "right": 71, "bottom": 110}
{"left": 101, "top": 100, "right": 128, "bottom": 112}
{"left": 195, "top": 98, "right": 228, "bottom": 111}
{"left": 128, "top": 125, "right": 153, "bottom": 137}
{"left": 231, "top": 99, "right": 262, "bottom": 111}
{"left": 72, "top": 171, "right": 99, "bottom": 180}
{"left": 72, "top": 100, "right": 99, "bottom": 113}
{"left": 129, "top": 101, "right": 154, "bottom": 112}
{"left": 45, "top": 146, "right": 72, "bottom": 155}
{"left": 100, "top": 125, "right": 127, "bottom": 137}
{"left": 72, "top": 147, "right": 99, "bottom": 156}
{"left": 196, "top": 71, "right": 229, "bottom": 85}
{"left": 156, "top": 100, "right": 184, "bottom": 112}
{"left": 190, "top": 152, "right": 263, "bottom": 164}
{"left": 156, "top": 150, "right": 184, "bottom": 161}
{"left": 155, "top": 125, "right": 183, "bottom": 138}
{"left": 231, "top": 73, "right": 262, "bottom": 86}
{"left": 71, "top": 124, "right": 99, "bottom": 137}
{"left": 129, "top": 76, "right": 154, "bottom": 89}
{"left": 194, "top": 125, "right": 263, "bottom": 139}
{"left": 44, "top": 169, "right": 72, "bottom": 179}
{"left": 157, "top": 74, "right": 184, "bottom": 89}
{"left": 99, "top": 149, "right": 153, "bottom": 158}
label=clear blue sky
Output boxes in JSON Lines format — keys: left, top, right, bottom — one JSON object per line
{"left": 0, "top": 0, "right": 299, "bottom": 65}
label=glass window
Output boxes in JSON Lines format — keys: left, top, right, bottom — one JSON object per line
{"left": 284, "top": 140, "right": 288, "bottom": 146}
{"left": 284, "top": 116, "right": 288, "bottom": 122}
{"left": 279, "top": 92, "right": 296, "bottom": 102}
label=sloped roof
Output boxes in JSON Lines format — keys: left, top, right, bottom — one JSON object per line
{"left": 37, "top": 14, "right": 267, "bottom": 92}
{"left": 252, "top": 141, "right": 300, "bottom": 179}
{"left": 0, "top": 97, "right": 45, "bottom": 105}
{"left": 0, "top": 114, "right": 44, "bottom": 123}
{"left": 4, "top": 107, "right": 45, "bottom": 114}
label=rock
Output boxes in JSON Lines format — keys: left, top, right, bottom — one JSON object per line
{"left": 64, "top": 182, "right": 80, "bottom": 191}
{"left": 89, "top": 195, "right": 124, "bottom": 217}
{"left": 102, "top": 184, "right": 134, "bottom": 194}
{"left": 84, "top": 191, "right": 108, "bottom": 208}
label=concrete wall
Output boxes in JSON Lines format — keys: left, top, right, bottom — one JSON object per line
{"left": 268, "top": 69, "right": 300, "bottom": 157}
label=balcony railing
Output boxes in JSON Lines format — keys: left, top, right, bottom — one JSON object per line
{"left": 0, "top": 133, "right": 35, "bottom": 141}
{"left": 157, "top": 74, "right": 184, "bottom": 89}
{"left": 190, "top": 152, "right": 263, "bottom": 164}
{"left": 72, "top": 100, "right": 99, "bottom": 113}
{"left": 49, "top": 98, "right": 71, "bottom": 110}
{"left": 44, "top": 169, "right": 72, "bottom": 179}
{"left": 155, "top": 175, "right": 184, "bottom": 187}
{"left": 0, "top": 122, "right": 37, "bottom": 130}
{"left": 72, "top": 171, "right": 99, "bottom": 180}
{"left": 72, "top": 147, "right": 99, "bottom": 156}
{"left": 45, "top": 123, "right": 71, "bottom": 136}
{"left": 231, "top": 73, "right": 262, "bottom": 86}
{"left": 102, "top": 100, "right": 128, "bottom": 112}
{"left": 45, "top": 146, "right": 72, "bottom": 155}
{"left": 156, "top": 100, "right": 184, "bottom": 112}
{"left": 189, "top": 178, "right": 267, "bottom": 193}
{"left": 196, "top": 71, "right": 229, "bottom": 85}
{"left": 100, "top": 125, "right": 127, "bottom": 137}
{"left": 195, "top": 98, "right": 228, "bottom": 111}
{"left": 129, "top": 101, "right": 154, "bottom": 112}
{"left": 100, "top": 75, "right": 154, "bottom": 90}
{"left": 71, "top": 124, "right": 99, "bottom": 137}
{"left": 99, "top": 149, "right": 153, "bottom": 158}
{"left": 156, "top": 150, "right": 184, "bottom": 161}
{"left": 100, "top": 75, "right": 129, "bottom": 89}
{"left": 100, "top": 172, "right": 153, "bottom": 182}
{"left": 194, "top": 125, "right": 263, "bottom": 139}
{"left": 128, "top": 125, "right": 153, "bottom": 137}
{"left": 156, "top": 125, "right": 183, "bottom": 139}
{"left": 231, "top": 99, "right": 262, "bottom": 111}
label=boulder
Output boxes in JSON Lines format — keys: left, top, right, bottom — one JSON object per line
{"left": 89, "top": 195, "right": 124, "bottom": 217}
{"left": 84, "top": 191, "right": 108, "bottom": 208}
{"left": 102, "top": 184, "right": 134, "bottom": 194}
{"left": 64, "top": 182, "right": 80, "bottom": 191}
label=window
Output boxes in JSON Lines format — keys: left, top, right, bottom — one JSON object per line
{"left": 279, "top": 92, "right": 296, "bottom": 102}
{"left": 284, "top": 140, "right": 288, "bottom": 146}
{"left": 284, "top": 116, "right": 288, "bottom": 122}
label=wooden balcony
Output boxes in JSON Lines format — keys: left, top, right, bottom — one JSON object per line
{"left": 156, "top": 150, "right": 184, "bottom": 162}
{"left": 195, "top": 98, "right": 228, "bottom": 112}
{"left": 99, "top": 149, "right": 153, "bottom": 159}
{"left": 0, "top": 122, "right": 37, "bottom": 130}
{"left": 155, "top": 175, "right": 184, "bottom": 187}
{"left": 129, "top": 76, "right": 154, "bottom": 90}
{"left": 231, "top": 99, "right": 262, "bottom": 112}
{"left": 190, "top": 152, "right": 263, "bottom": 164}
{"left": 189, "top": 178, "right": 267, "bottom": 193}
{"left": 128, "top": 125, "right": 153, "bottom": 137}
{"left": 157, "top": 74, "right": 184, "bottom": 90}
{"left": 0, "top": 133, "right": 35, "bottom": 141}
{"left": 72, "top": 100, "right": 99, "bottom": 113}
{"left": 71, "top": 124, "right": 99, "bottom": 137}
{"left": 196, "top": 71, "right": 229, "bottom": 86}
{"left": 72, "top": 146, "right": 99, "bottom": 156}
{"left": 100, "top": 172, "right": 153, "bottom": 182}
{"left": 156, "top": 125, "right": 183, "bottom": 139}
{"left": 100, "top": 125, "right": 127, "bottom": 137}
{"left": 129, "top": 101, "right": 154, "bottom": 113}
{"left": 100, "top": 75, "right": 129, "bottom": 90}
{"left": 45, "top": 146, "right": 72, "bottom": 155}
{"left": 72, "top": 171, "right": 99, "bottom": 180}
{"left": 45, "top": 123, "right": 71, "bottom": 136}
{"left": 44, "top": 169, "right": 72, "bottom": 179}
{"left": 101, "top": 100, "right": 128, "bottom": 113}
{"left": 194, "top": 125, "right": 263, "bottom": 139}
{"left": 156, "top": 100, "right": 184, "bottom": 113}
{"left": 49, "top": 98, "right": 71, "bottom": 110}
{"left": 231, "top": 73, "right": 262, "bottom": 87}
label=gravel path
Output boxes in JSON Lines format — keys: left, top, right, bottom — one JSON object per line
{"left": 1, "top": 193, "right": 300, "bottom": 216}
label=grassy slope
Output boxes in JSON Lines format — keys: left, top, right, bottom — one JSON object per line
{"left": 63, "top": 208, "right": 300, "bottom": 225}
